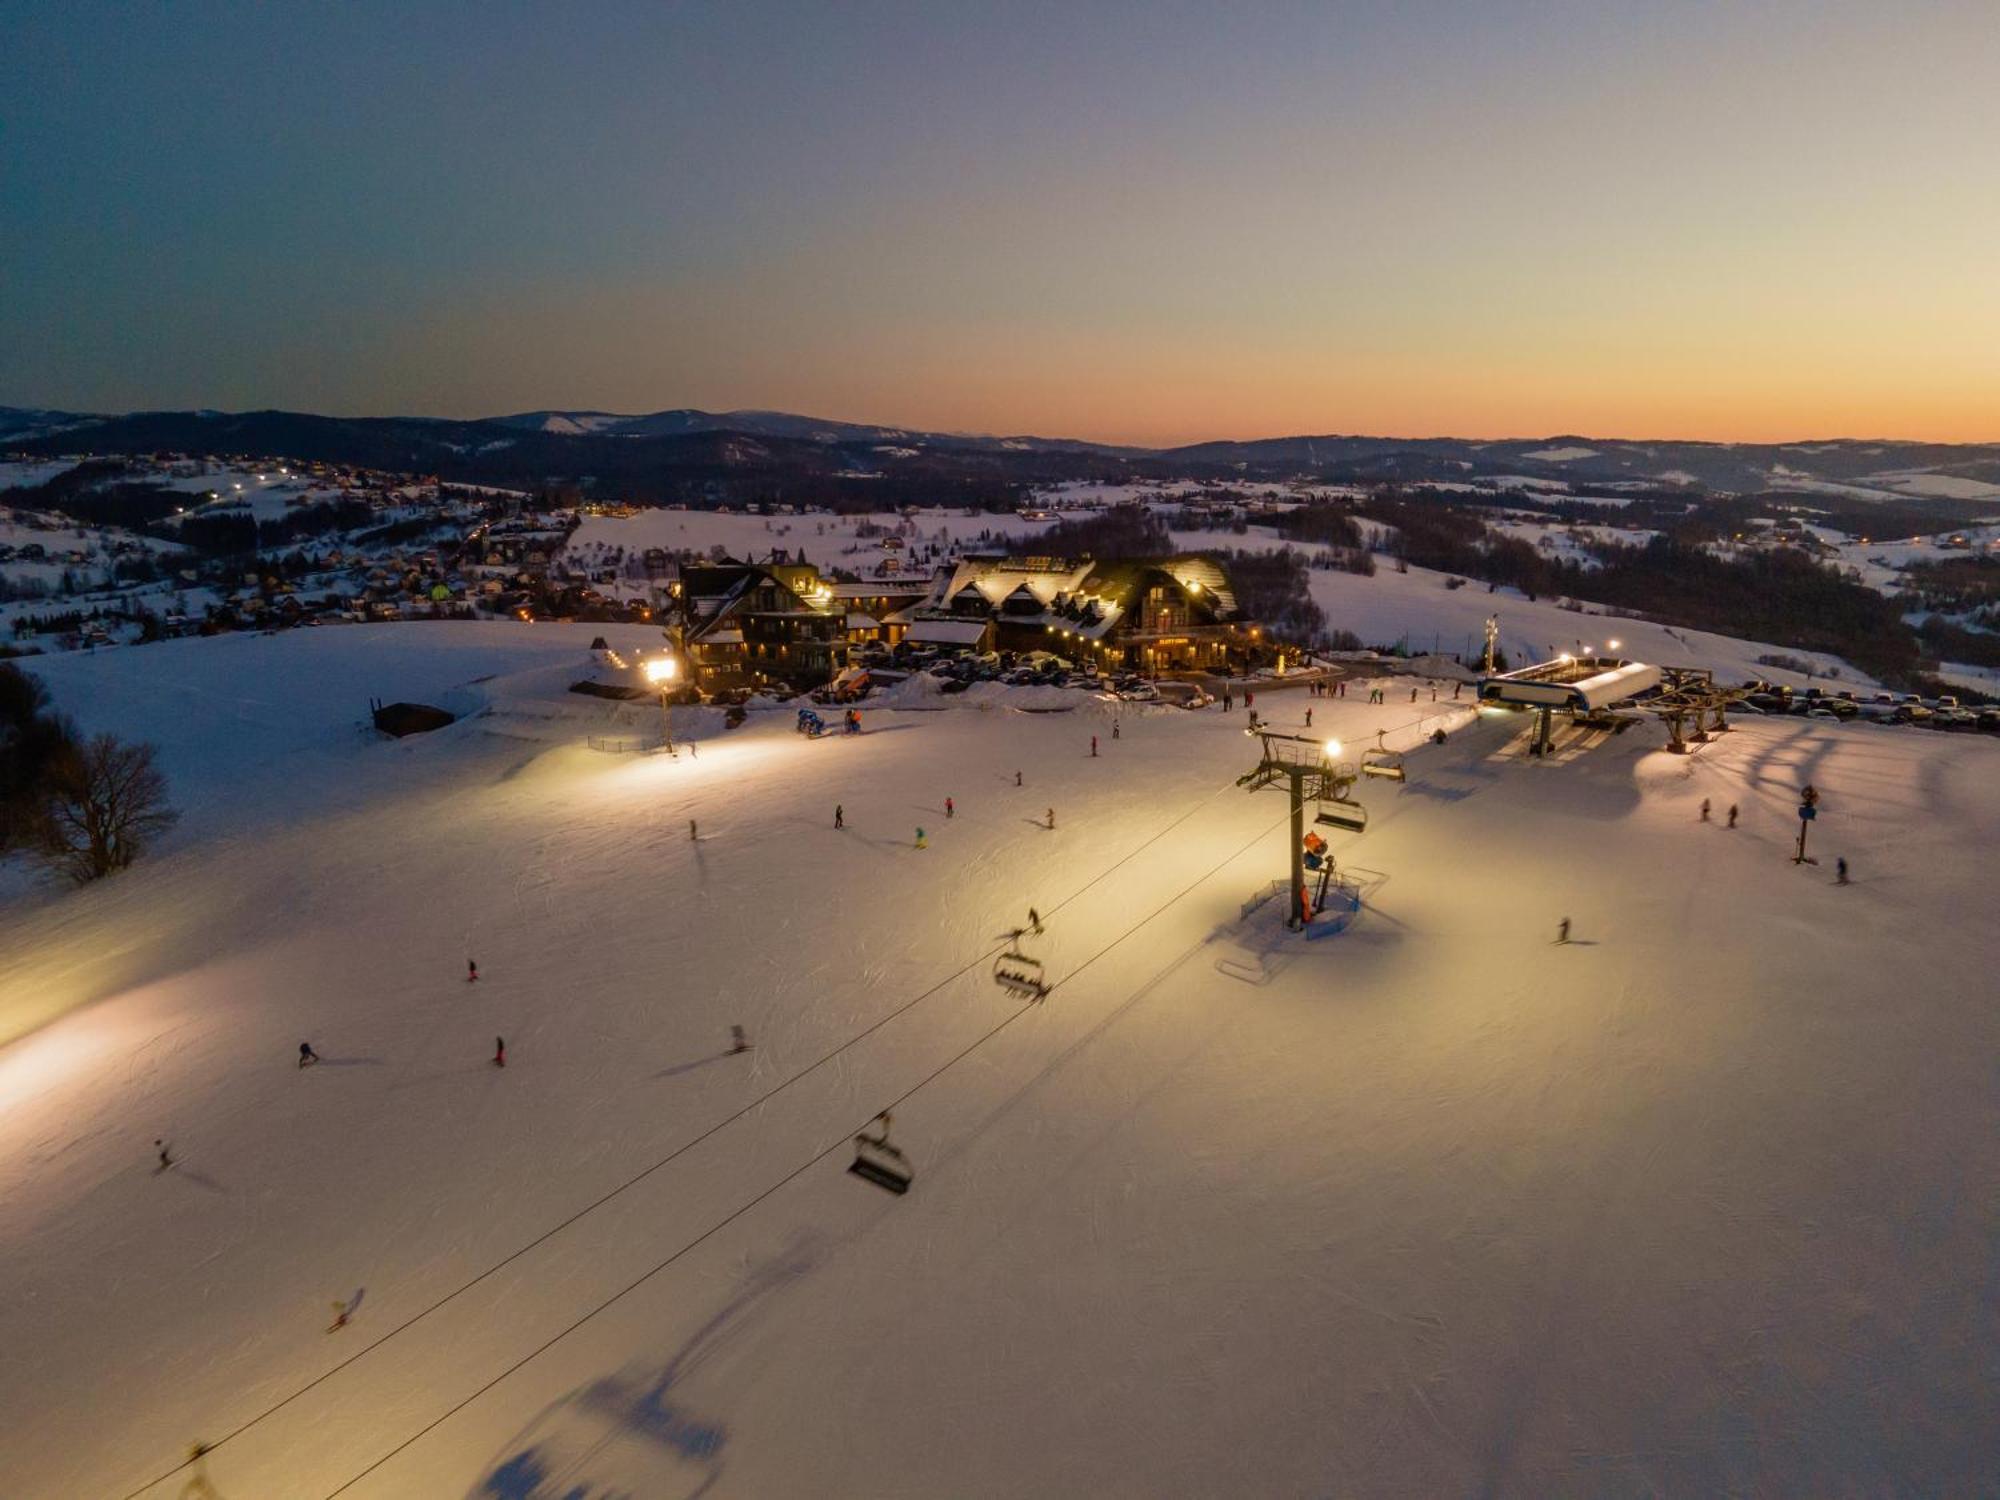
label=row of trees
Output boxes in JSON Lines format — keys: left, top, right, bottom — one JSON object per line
{"left": 0, "top": 663, "right": 177, "bottom": 882}
{"left": 1353, "top": 494, "right": 1926, "bottom": 685}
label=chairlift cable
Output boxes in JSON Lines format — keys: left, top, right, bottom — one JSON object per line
{"left": 317, "top": 809, "right": 1287, "bottom": 1498}
{"left": 116, "top": 771, "right": 1243, "bottom": 1499}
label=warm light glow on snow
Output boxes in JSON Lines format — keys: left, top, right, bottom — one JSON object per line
{"left": 0, "top": 1011, "right": 141, "bottom": 1119}
{"left": 643, "top": 656, "right": 677, "bottom": 684}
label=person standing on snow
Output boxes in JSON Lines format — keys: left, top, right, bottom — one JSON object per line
{"left": 1046, "top": 807, "right": 1056, "bottom": 830}
{"left": 1091, "top": 735, "right": 1098, "bottom": 757}
{"left": 1112, "top": 720, "right": 1120, "bottom": 740}
{"left": 467, "top": 958, "right": 479, "bottom": 983}
{"left": 1700, "top": 798, "right": 1711, "bottom": 822}
{"left": 493, "top": 1036, "right": 506, "bottom": 1068}
{"left": 1836, "top": 857, "right": 1850, "bottom": 885}
{"left": 915, "top": 827, "right": 927, "bottom": 849}
{"left": 1015, "top": 770, "right": 1023, "bottom": 787}
{"left": 834, "top": 804, "right": 844, "bottom": 829}
{"left": 1028, "top": 907, "right": 1043, "bottom": 934}
{"left": 945, "top": 797, "right": 954, "bottom": 819}
{"left": 1305, "top": 707, "right": 1313, "bottom": 728}
{"left": 730, "top": 1025, "right": 750, "bottom": 1054}
{"left": 1727, "top": 804, "right": 1738, "bottom": 828}
{"left": 1556, "top": 917, "right": 1572, "bottom": 945}
{"left": 298, "top": 1042, "right": 320, "bottom": 1068}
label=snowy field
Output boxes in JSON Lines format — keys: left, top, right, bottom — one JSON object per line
{"left": 2, "top": 624, "right": 1996, "bottom": 1498}
{"left": 0, "top": 460, "right": 84, "bottom": 492}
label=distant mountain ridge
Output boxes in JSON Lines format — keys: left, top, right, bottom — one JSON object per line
{"left": 5, "top": 404, "right": 1999, "bottom": 507}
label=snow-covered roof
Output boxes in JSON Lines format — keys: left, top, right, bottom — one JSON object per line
{"left": 906, "top": 618, "right": 990, "bottom": 645}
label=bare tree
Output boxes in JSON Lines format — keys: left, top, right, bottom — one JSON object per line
{"left": 36, "top": 733, "right": 179, "bottom": 882}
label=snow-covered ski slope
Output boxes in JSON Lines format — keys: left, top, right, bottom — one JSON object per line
{"left": 2, "top": 624, "right": 1995, "bottom": 1498}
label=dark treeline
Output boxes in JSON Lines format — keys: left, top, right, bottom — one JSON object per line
{"left": 1037, "top": 504, "right": 1174, "bottom": 558}
{"left": 1361, "top": 493, "right": 1924, "bottom": 684}
{"left": 1214, "top": 548, "right": 1327, "bottom": 644}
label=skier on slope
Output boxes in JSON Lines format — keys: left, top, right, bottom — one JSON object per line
{"left": 298, "top": 1042, "right": 320, "bottom": 1068}
{"left": 1046, "top": 807, "right": 1055, "bottom": 830}
{"left": 467, "top": 958, "right": 479, "bottom": 983}
{"left": 493, "top": 1036, "right": 506, "bottom": 1068}
{"left": 915, "top": 827, "right": 927, "bottom": 849}
{"left": 1836, "top": 857, "right": 1850, "bottom": 885}
{"left": 730, "top": 1025, "right": 750, "bottom": 1054}
{"left": 1028, "top": 907, "right": 1043, "bottom": 934}
{"left": 1727, "top": 804, "right": 1739, "bottom": 828}
{"left": 1091, "top": 735, "right": 1098, "bottom": 757}
{"left": 945, "top": 797, "right": 954, "bottom": 819}
{"left": 834, "top": 804, "right": 844, "bottom": 829}
{"left": 1700, "top": 798, "right": 1711, "bottom": 822}
{"left": 1556, "top": 917, "right": 1572, "bottom": 945}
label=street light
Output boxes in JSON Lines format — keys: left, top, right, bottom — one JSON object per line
{"left": 1323, "top": 738, "right": 1342, "bottom": 760}
{"left": 644, "top": 656, "right": 679, "bottom": 755}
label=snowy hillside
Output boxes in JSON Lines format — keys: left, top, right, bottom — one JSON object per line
{"left": 2, "top": 624, "right": 1995, "bottom": 1498}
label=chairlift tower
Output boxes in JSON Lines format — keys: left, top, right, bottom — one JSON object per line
{"left": 1237, "top": 728, "right": 1363, "bottom": 929}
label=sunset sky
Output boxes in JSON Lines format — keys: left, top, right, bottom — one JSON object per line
{"left": 4, "top": 0, "right": 1996, "bottom": 446}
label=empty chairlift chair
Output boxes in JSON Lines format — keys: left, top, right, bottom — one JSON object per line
{"left": 1314, "top": 795, "right": 1368, "bottom": 832}
{"left": 849, "top": 1115, "right": 913, "bottom": 1195}
{"left": 1360, "top": 749, "right": 1405, "bottom": 781}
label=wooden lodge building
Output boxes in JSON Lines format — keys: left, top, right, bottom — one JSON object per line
{"left": 904, "top": 553, "right": 1246, "bottom": 672}
{"left": 676, "top": 560, "right": 849, "bottom": 691}
{"left": 673, "top": 550, "right": 1253, "bottom": 691}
